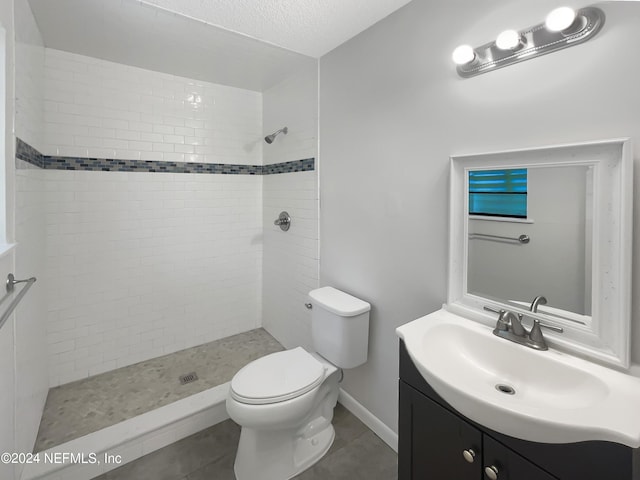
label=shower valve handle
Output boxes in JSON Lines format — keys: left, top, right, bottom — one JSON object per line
{"left": 274, "top": 211, "right": 291, "bottom": 231}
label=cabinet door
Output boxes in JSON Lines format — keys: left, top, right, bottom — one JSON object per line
{"left": 399, "top": 382, "right": 482, "bottom": 479}
{"left": 483, "top": 436, "right": 558, "bottom": 480}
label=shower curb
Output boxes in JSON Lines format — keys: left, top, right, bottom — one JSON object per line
{"left": 20, "top": 383, "right": 230, "bottom": 480}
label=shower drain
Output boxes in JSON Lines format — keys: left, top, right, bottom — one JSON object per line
{"left": 179, "top": 372, "right": 199, "bottom": 385}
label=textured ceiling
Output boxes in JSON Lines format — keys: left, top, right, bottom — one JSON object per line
{"left": 28, "top": 0, "right": 412, "bottom": 91}
{"left": 139, "top": 0, "right": 414, "bottom": 58}
{"left": 28, "top": 0, "right": 317, "bottom": 91}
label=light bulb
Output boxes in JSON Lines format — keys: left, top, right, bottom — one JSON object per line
{"left": 495, "top": 30, "right": 522, "bottom": 50}
{"left": 545, "top": 7, "right": 577, "bottom": 32}
{"left": 452, "top": 45, "right": 476, "bottom": 65}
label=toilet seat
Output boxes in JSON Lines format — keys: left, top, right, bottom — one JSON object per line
{"left": 231, "top": 347, "right": 326, "bottom": 405}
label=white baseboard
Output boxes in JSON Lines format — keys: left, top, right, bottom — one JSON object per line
{"left": 338, "top": 388, "right": 398, "bottom": 452}
{"left": 21, "top": 384, "right": 230, "bottom": 480}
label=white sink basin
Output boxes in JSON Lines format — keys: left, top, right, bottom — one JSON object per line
{"left": 396, "top": 309, "right": 640, "bottom": 447}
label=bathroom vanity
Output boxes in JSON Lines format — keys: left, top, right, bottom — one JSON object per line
{"left": 398, "top": 341, "right": 639, "bottom": 480}
{"left": 397, "top": 139, "right": 640, "bottom": 479}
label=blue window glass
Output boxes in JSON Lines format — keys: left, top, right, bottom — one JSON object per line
{"left": 468, "top": 169, "right": 527, "bottom": 218}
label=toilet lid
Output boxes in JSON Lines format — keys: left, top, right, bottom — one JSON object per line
{"left": 231, "top": 348, "right": 326, "bottom": 405}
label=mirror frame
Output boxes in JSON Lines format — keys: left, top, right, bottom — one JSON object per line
{"left": 447, "top": 139, "right": 632, "bottom": 368}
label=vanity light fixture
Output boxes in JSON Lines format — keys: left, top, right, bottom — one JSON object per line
{"left": 453, "top": 5, "right": 605, "bottom": 78}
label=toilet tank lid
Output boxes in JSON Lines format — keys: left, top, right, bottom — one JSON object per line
{"left": 309, "top": 286, "right": 371, "bottom": 317}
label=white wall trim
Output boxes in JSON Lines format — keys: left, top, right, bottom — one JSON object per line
{"left": 338, "top": 388, "right": 398, "bottom": 452}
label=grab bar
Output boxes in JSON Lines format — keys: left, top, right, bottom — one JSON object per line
{"left": 469, "top": 233, "right": 530, "bottom": 244}
{"left": 0, "top": 274, "right": 37, "bottom": 331}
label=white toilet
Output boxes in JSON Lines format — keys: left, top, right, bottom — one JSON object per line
{"left": 226, "top": 286, "right": 371, "bottom": 480}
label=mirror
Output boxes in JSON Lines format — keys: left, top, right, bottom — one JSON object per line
{"left": 467, "top": 165, "right": 592, "bottom": 319}
{"left": 447, "top": 139, "right": 632, "bottom": 368}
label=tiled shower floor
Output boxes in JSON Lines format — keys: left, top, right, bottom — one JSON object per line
{"left": 34, "top": 328, "right": 283, "bottom": 452}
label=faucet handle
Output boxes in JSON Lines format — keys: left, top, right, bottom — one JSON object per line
{"left": 484, "top": 306, "right": 509, "bottom": 332}
{"left": 483, "top": 305, "right": 503, "bottom": 315}
{"left": 529, "top": 319, "right": 545, "bottom": 345}
{"left": 528, "top": 319, "right": 563, "bottom": 350}
{"left": 527, "top": 319, "right": 557, "bottom": 351}
{"left": 537, "top": 321, "right": 564, "bottom": 333}
{"left": 495, "top": 310, "right": 509, "bottom": 332}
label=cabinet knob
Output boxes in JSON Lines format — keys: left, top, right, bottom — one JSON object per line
{"left": 484, "top": 465, "right": 499, "bottom": 480}
{"left": 462, "top": 449, "right": 476, "bottom": 463}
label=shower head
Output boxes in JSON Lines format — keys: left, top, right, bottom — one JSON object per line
{"left": 264, "top": 127, "right": 288, "bottom": 144}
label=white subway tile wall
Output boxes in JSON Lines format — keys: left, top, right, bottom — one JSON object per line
{"left": 43, "top": 49, "right": 263, "bottom": 165}
{"left": 262, "top": 171, "right": 318, "bottom": 351}
{"left": 261, "top": 65, "right": 319, "bottom": 350}
{"left": 14, "top": 0, "right": 50, "bottom": 467}
{"left": 15, "top": 166, "right": 49, "bottom": 461}
{"left": 263, "top": 64, "right": 318, "bottom": 166}
{"left": 45, "top": 171, "right": 262, "bottom": 385}
{"left": 15, "top": 43, "right": 44, "bottom": 152}
{"left": 36, "top": 49, "right": 268, "bottom": 385}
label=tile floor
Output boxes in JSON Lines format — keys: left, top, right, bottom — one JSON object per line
{"left": 93, "top": 404, "right": 398, "bottom": 480}
{"left": 35, "top": 329, "right": 283, "bottom": 451}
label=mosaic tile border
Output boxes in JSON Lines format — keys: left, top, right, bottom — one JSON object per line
{"left": 16, "top": 138, "right": 314, "bottom": 175}
{"left": 16, "top": 138, "right": 46, "bottom": 168}
{"left": 263, "top": 158, "right": 314, "bottom": 174}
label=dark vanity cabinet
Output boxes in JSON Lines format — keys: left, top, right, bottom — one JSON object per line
{"left": 398, "top": 341, "right": 639, "bottom": 480}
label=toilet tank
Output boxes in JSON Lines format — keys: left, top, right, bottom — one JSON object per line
{"left": 308, "top": 287, "right": 371, "bottom": 369}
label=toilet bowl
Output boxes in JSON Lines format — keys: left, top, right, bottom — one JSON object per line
{"left": 226, "top": 287, "right": 371, "bottom": 480}
{"left": 226, "top": 348, "right": 339, "bottom": 480}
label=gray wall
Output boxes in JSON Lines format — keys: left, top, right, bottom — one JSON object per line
{"left": 319, "top": 0, "right": 640, "bottom": 432}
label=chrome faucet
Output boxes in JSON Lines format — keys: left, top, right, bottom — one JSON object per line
{"left": 484, "top": 301, "right": 563, "bottom": 351}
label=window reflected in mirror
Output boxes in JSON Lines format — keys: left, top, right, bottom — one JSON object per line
{"left": 468, "top": 169, "right": 528, "bottom": 219}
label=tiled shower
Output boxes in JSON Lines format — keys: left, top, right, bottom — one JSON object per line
{"left": 11, "top": 0, "right": 319, "bottom": 473}
{"left": 17, "top": 46, "right": 318, "bottom": 387}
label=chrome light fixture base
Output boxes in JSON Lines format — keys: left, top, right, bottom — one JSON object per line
{"left": 456, "top": 6, "right": 605, "bottom": 78}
